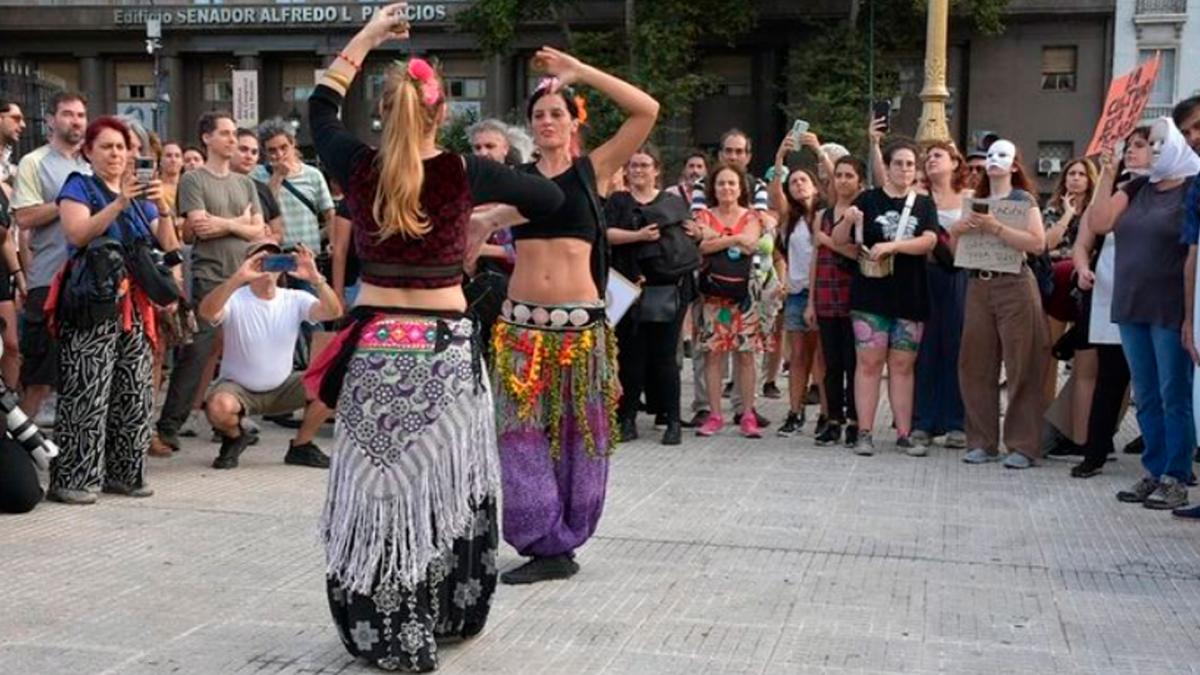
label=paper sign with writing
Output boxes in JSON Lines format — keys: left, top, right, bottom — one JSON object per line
{"left": 954, "top": 198, "right": 1032, "bottom": 274}
{"left": 232, "top": 70, "right": 258, "bottom": 129}
{"left": 1086, "top": 54, "right": 1161, "bottom": 157}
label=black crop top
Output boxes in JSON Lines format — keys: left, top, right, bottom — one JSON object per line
{"left": 510, "top": 159, "right": 599, "bottom": 243}
{"left": 308, "top": 84, "right": 564, "bottom": 288}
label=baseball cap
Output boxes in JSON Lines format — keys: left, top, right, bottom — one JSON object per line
{"left": 246, "top": 240, "right": 282, "bottom": 257}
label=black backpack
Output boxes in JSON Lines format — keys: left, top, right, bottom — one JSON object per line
{"left": 56, "top": 237, "right": 127, "bottom": 329}
{"left": 633, "top": 194, "right": 701, "bottom": 284}
{"left": 698, "top": 249, "right": 753, "bottom": 301}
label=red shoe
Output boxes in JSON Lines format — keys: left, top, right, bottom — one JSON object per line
{"left": 740, "top": 410, "right": 763, "bottom": 438}
{"left": 697, "top": 414, "right": 724, "bottom": 437}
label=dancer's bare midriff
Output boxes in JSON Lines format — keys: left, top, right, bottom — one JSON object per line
{"left": 508, "top": 238, "right": 600, "bottom": 304}
{"left": 355, "top": 283, "right": 468, "bottom": 313}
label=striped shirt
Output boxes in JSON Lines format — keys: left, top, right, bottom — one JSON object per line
{"left": 689, "top": 174, "right": 770, "bottom": 213}
{"left": 252, "top": 163, "right": 333, "bottom": 251}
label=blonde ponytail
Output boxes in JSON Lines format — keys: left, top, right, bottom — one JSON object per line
{"left": 373, "top": 63, "right": 442, "bottom": 240}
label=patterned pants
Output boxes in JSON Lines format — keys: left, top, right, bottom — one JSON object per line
{"left": 51, "top": 317, "right": 154, "bottom": 492}
{"left": 326, "top": 498, "right": 499, "bottom": 673}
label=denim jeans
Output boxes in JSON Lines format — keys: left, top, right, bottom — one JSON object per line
{"left": 1118, "top": 322, "right": 1195, "bottom": 482}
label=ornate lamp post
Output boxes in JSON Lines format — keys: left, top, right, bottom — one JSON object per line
{"left": 916, "top": 0, "right": 952, "bottom": 143}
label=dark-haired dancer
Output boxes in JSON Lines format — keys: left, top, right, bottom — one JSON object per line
{"left": 309, "top": 6, "right": 565, "bottom": 671}
{"left": 493, "top": 47, "right": 659, "bottom": 585}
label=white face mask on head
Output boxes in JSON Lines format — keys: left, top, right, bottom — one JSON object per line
{"left": 1148, "top": 116, "right": 1200, "bottom": 184}
{"left": 985, "top": 140, "right": 1016, "bottom": 172}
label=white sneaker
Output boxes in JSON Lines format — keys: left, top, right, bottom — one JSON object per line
{"left": 179, "top": 409, "right": 207, "bottom": 438}
{"left": 34, "top": 394, "right": 57, "bottom": 429}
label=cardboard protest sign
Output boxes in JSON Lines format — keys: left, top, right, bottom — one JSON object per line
{"left": 954, "top": 198, "right": 1032, "bottom": 274}
{"left": 1086, "top": 54, "right": 1161, "bottom": 157}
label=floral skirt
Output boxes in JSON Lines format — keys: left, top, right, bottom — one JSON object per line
{"left": 321, "top": 314, "right": 500, "bottom": 671}
{"left": 491, "top": 300, "right": 618, "bottom": 557}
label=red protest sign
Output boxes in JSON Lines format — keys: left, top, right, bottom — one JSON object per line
{"left": 1086, "top": 54, "right": 1162, "bottom": 156}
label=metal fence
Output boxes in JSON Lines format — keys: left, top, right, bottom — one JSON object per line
{"left": 0, "top": 58, "right": 65, "bottom": 156}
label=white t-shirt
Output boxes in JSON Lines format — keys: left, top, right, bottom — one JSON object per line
{"left": 1088, "top": 236, "right": 1120, "bottom": 346}
{"left": 786, "top": 218, "right": 813, "bottom": 294}
{"left": 217, "top": 286, "right": 318, "bottom": 392}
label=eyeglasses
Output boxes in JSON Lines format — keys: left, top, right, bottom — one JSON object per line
{"left": 968, "top": 166, "right": 986, "bottom": 173}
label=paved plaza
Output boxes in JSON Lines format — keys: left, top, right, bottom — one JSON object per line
{"left": 2, "top": 392, "right": 1199, "bottom": 675}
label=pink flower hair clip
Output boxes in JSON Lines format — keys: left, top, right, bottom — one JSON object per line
{"left": 406, "top": 58, "right": 441, "bottom": 106}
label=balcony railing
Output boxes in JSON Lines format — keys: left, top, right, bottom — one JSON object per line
{"left": 1143, "top": 104, "right": 1176, "bottom": 120}
{"left": 1136, "top": 0, "right": 1188, "bottom": 14}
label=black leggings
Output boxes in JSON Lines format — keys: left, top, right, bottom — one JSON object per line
{"left": 1082, "top": 344, "right": 1131, "bottom": 466}
{"left": 818, "top": 316, "right": 858, "bottom": 424}
{"left": 0, "top": 438, "right": 41, "bottom": 514}
{"left": 616, "top": 311, "right": 686, "bottom": 424}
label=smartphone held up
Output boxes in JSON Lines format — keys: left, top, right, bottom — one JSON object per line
{"left": 261, "top": 253, "right": 298, "bottom": 274}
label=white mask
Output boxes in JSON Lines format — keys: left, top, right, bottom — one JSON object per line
{"left": 1148, "top": 116, "right": 1200, "bottom": 184}
{"left": 985, "top": 140, "right": 1016, "bottom": 172}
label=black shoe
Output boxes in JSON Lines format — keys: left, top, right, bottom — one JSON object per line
{"left": 843, "top": 424, "right": 859, "bottom": 448}
{"left": 806, "top": 384, "right": 820, "bottom": 405}
{"left": 654, "top": 413, "right": 668, "bottom": 429}
{"left": 682, "top": 410, "right": 709, "bottom": 429}
{"left": 777, "top": 411, "right": 804, "bottom": 438}
{"left": 1070, "top": 460, "right": 1104, "bottom": 478}
{"left": 815, "top": 422, "right": 842, "bottom": 446}
{"left": 683, "top": 339, "right": 693, "bottom": 359}
{"left": 813, "top": 415, "right": 829, "bottom": 438}
{"left": 619, "top": 417, "right": 639, "bottom": 442}
{"left": 762, "top": 381, "right": 783, "bottom": 400}
{"left": 500, "top": 554, "right": 580, "bottom": 585}
{"left": 661, "top": 421, "right": 682, "bottom": 446}
{"left": 722, "top": 382, "right": 734, "bottom": 398}
{"left": 1047, "top": 437, "right": 1083, "bottom": 457}
{"left": 264, "top": 413, "right": 302, "bottom": 429}
{"left": 1123, "top": 436, "right": 1144, "bottom": 455}
{"left": 285, "top": 440, "right": 330, "bottom": 469}
{"left": 212, "top": 433, "right": 251, "bottom": 470}
{"left": 732, "top": 410, "right": 771, "bottom": 429}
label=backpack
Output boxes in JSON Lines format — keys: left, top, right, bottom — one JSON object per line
{"left": 698, "top": 248, "right": 753, "bottom": 301}
{"left": 54, "top": 237, "right": 127, "bottom": 330}
{"left": 633, "top": 194, "right": 700, "bottom": 284}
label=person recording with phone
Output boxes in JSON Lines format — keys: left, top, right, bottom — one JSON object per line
{"left": 50, "top": 116, "right": 183, "bottom": 504}
{"left": 197, "top": 241, "right": 342, "bottom": 470}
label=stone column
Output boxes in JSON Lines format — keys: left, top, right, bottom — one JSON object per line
{"left": 485, "top": 53, "right": 514, "bottom": 118}
{"left": 160, "top": 54, "right": 186, "bottom": 142}
{"left": 79, "top": 55, "right": 106, "bottom": 115}
{"left": 916, "top": 0, "right": 951, "bottom": 143}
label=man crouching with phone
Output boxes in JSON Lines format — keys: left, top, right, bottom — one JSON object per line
{"left": 198, "top": 240, "right": 343, "bottom": 469}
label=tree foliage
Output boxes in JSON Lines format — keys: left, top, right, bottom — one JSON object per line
{"left": 457, "top": 0, "right": 755, "bottom": 167}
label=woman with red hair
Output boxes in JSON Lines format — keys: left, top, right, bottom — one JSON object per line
{"left": 911, "top": 141, "right": 969, "bottom": 453}
{"left": 49, "top": 115, "right": 182, "bottom": 504}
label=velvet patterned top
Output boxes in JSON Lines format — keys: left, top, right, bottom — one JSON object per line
{"left": 309, "top": 84, "right": 564, "bottom": 289}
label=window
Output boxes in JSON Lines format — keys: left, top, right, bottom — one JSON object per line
{"left": 1041, "top": 46, "right": 1077, "bottom": 91}
{"left": 1036, "top": 141, "right": 1074, "bottom": 176}
{"left": 116, "top": 62, "right": 154, "bottom": 102}
{"left": 282, "top": 60, "right": 319, "bottom": 104}
{"left": 1139, "top": 48, "right": 1177, "bottom": 106}
{"left": 202, "top": 61, "right": 233, "bottom": 103}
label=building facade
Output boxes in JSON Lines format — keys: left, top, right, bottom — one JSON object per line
{"left": 1113, "top": 0, "right": 1199, "bottom": 121}
{"left": 0, "top": 0, "right": 1115, "bottom": 191}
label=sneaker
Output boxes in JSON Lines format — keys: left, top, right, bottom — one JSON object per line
{"left": 619, "top": 417, "right": 639, "bottom": 442}
{"left": 210, "top": 421, "right": 260, "bottom": 446}
{"left": 697, "top": 414, "right": 724, "bottom": 437}
{"left": 33, "top": 394, "right": 57, "bottom": 429}
{"left": 777, "top": 411, "right": 805, "bottom": 438}
{"left": 102, "top": 482, "right": 154, "bottom": 497}
{"left": 813, "top": 415, "right": 829, "bottom": 438}
{"left": 1123, "top": 436, "right": 1144, "bottom": 455}
{"left": 899, "top": 435, "right": 927, "bottom": 457}
{"left": 1070, "top": 460, "right": 1104, "bottom": 479}
{"left": 284, "top": 440, "right": 331, "bottom": 469}
{"left": 178, "top": 409, "right": 206, "bottom": 438}
{"left": 47, "top": 487, "right": 97, "bottom": 505}
{"left": 843, "top": 424, "right": 859, "bottom": 448}
{"left": 943, "top": 430, "right": 967, "bottom": 450}
{"left": 963, "top": 448, "right": 1000, "bottom": 464}
{"left": 1171, "top": 503, "right": 1200, "bottom": 520}
{"left": 853, "top": 432, "right": 875, "bottom": 456}
{"left": 499, "top": 555, "right": 579, "bottom": 585}
{"left": 762, "top": 381, "right": 783, "bottom": 400}
{"left": 1144, "top": 477, "right": 1188, "bottom": 510}
{"left": 740, "top": 411, "right": 763, "bottom": 439}
{"left": 682, "top": 410, "right": 709, "bottom": 429}
{"left": 1003, "top": 452, "right": 1034, "bottom": 469}
{"left": 212, "top": 432, "right": 252, "bottom": 470}
{"left": 1117, "top": 477, "right": 1159, "bottom": 503}
{"left": 732, "top": 410, "right": 771, "bottom": 429}
{"left": 815, "top": 422, "right": 842, "bottom": 446}
{"left": 661, "top": 420, "right": 682, "bottom": 446}
{"left": 909, "top": 430, "right": 932, "bottom": 447}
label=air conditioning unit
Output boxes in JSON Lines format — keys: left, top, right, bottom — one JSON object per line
{"left": 1038, "top": 157, "right": 1063, "bottom": 175}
